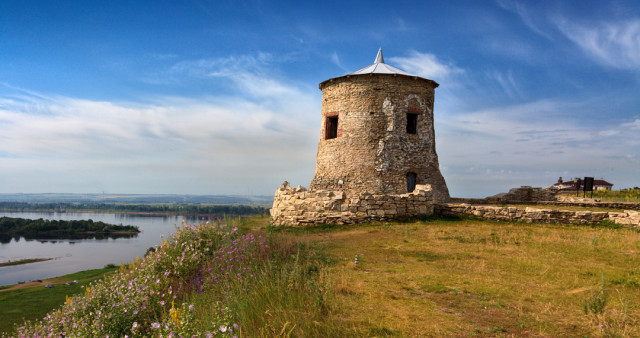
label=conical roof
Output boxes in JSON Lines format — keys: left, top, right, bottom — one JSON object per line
{"left": 319, "top": 49, "right": 438, "bottom": 89}
{"left": 347, "top": 49, "right": 411, "bottom": 76}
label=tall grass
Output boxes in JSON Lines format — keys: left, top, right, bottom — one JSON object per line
{"left": 8, "top": 213, "right": 638, "bottom": 336}
{"left": 591, "top": 188, "right": 640, "bottom": 202}
{"left": 5, "top": 217, "right": 338, "bottom": 337}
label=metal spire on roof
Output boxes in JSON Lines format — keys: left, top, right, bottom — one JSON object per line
{"left": 374, "top": 48, "right": 384, "bottom": 64}
{"left": 320, "top": 49, "right": 440, "bottom": 88}
{"left": 347, "top": 49, "right": 409, "bottom": 76}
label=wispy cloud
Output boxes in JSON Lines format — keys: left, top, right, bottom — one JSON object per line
{"left": 497, "top": 1, "right": 640, "bottom": 70}
{"left": 0, "top": 56, "right": 320, "bottom": 194}
{"left": 484, "top": 69, "right": 523, "bottom": 99}
{"left": 556, "top": 18, "right": 640, "bottom": 70}
{"left": 437, "top": 99, "right": 640, "bottom": 196}
{"left": 622, "top": 118, "right": 640, "bottom": 130}
{"left": 389, "top": 51, "right": 463, "bottom": 82}
{"left": 329, "top": 51, "right": 345, "bottom": 71}
{"left": 496, "top": 0, "right": 554, "bottom": 39}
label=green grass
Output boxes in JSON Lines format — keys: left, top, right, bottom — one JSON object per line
{"left": 6, "top": 212, "right": 640, "bottom": 336}
{"left": 243, "top": 214, "right": 640, "bottom": 336}
{"left": 558, "top": 188, "right": 640, "bottom": 203}
{"left": 0, "top": 266, "right": 118, "bottom": 334}
{"left": 593, "top": 188, "right": 640, "bottom": 202}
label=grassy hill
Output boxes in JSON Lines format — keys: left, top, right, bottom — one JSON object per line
{"left": 3, "top": 214, "right": 639, "bottom": 336}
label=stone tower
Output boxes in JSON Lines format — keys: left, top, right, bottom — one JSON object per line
{"left": 309, "top": 49, "right": 450, "bottom": 202}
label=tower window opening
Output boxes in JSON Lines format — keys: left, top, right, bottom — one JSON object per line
{"left": 406, "top": 113, "right": 417, "bottom": 134}
{"left": 326, "top": 116, "right": 339, "bottom": 139}
{"left": 406, "top": 172, "right": 417, "bottom": 193}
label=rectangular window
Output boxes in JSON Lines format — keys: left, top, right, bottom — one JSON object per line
{"left": 326, "top": 116, "right": 338, "bottom": 139}
{"left": 406, "top": 113, "right": 417, "bottom": 134}
{"left": 406, "top": 172, "right": 417, "bottom": 193}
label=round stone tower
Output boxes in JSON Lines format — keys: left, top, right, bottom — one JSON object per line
{"left": 309, "top": 49, "right": 450, "bottom": 202}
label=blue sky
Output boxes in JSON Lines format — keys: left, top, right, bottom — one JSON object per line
{"left": 1, "top": 0, "right": 638, "bottom": 198}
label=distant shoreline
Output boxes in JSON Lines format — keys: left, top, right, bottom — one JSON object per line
{"left": 0, "top": 258, "right": 54, "bottom": 268}
{"left": 0, "top": 209, "right": 217, "bottom": 217}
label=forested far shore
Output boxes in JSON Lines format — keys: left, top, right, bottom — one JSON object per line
{"left": 0, "top": 217, "right": 139, "bottom": 236}
{"left": 0, "top": 202, "right": 268, "bottom": 215}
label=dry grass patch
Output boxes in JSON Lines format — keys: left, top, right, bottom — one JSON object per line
{"left": 247, "top": 214, "right": 640, "bottom": 336}
{"left": 274, "top": 217, "right": 640, "bottom": 336}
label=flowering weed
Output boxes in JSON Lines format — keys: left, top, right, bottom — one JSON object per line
{"left": 10, "top": 220, "right": 241, "bottom": 337}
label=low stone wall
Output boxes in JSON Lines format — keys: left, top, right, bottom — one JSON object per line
{"left": 555, "top": 196, "right": 601, "bottom": 203}
{"left": 448, "top": 199, "right": 640, "bottom": 211}
{"left": 436, "top": 203, "right": 640, "bottom": 228}
{"left": 536, "top": 201, "right": 640, "bottom": 211}
{"left": 270, "top": 181, "right": 434, "bottom": 226}
{"left": 451, "top": 186, "right": 556, "bottom": 204}
{"left": 496, "top": 186, "right": 557, "bottom": 202}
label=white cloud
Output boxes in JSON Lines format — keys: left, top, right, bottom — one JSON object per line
{"left": 485, "top": 69, "right": 523, "bottom": 99}
{"left": 389, "top": 51, "right": 463, "bottom": 82}
{"left": 436, "top": 99, "right": 640, "bottom": 197}
{"left": 496, "top": 0, "right": 554, "bottom": 39}
{"left": 0, "top": 65, "right": 320, "bottom": 195}
{"left": 598, "top": 129, "right": 619, "bottom": 137}
{"left": 556, "top": 18, "right": 640, "bottom": 70}
{"left": 329, "top": 51, "right": 345, "bottom": 71}
{"left": 622, "top": 118, "right": 640, "bottom": 130}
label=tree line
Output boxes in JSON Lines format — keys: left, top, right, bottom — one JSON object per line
{"left": 0, "top": 202, "right": 267, "bottom": 215}
{"left": 0, "top": 217, "right": 139, "bottom": 235}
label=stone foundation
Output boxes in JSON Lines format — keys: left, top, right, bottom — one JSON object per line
{"left": 436, "top": 203, "right": 640, "bottom": 228}
{"left": 270, "top": 181, "right": 434, "bottom": 226}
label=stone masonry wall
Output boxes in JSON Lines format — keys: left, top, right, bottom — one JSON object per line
{"left": 487, "top": 186, "right": 557, "bottom": 203}
{"left": 436, "top": 203, "right": 640, "bottom": 229}
{"left": 310, "top": 74, "right": 450, "bottom": 203}
{"left": 451, "top": 186, "right": 557, "bottom": 204}
{"left": 270, "top": 181, "right": 434, "bottom": 226}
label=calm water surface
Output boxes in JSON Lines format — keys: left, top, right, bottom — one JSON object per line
{"left": 0, "top": 212, "right": 207, "bottom": 286}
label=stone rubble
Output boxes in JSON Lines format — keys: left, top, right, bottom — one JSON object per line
{"left": 436, "top": 203, "right": 640, "bottom": 229}
{"left": 270, "top": 181, "right": 434, "bottom": 226}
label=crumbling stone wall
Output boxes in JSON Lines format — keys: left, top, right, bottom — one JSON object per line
{"left": 488, "top": 186, "right": 557, "bottom": 203}
{"left": 538, "top": 200, "right": 640, "bottom": 210}
{"left": 436, "top": 203, "right": 640, "bottom": 228}
{"left": 270, "top": 181, "right": 434, "bottom": 226}
{"left": 310, "top": 74, "right": 450, "bottom": 203}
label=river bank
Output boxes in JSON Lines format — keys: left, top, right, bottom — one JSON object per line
{"left": 0, "top": 265, "right": 119, "bottom": 334}
{"left": 0, "top": 258, "right": 54, "bottom": 268}
{"left": 0, "top": 211, "right": 183, "bottom": 287}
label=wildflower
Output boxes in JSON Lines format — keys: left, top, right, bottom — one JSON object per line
{"left": 151, "top": 322, "right": 160, "bottom": 329}
{"left": 189, "top": 304, "right": 195, "bottom": 311}
{"left": 219, "top": 325, "right": 228, "bottom": 333}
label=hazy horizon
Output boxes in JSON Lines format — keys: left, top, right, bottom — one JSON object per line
{"left": 1, "top": 1, "right": 638, "bottom": 198}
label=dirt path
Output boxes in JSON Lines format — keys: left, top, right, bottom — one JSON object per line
{"left": 0, "top": 279, "right": 58, "bottom": 292}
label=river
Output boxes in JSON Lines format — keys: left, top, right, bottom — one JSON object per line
{"left": 0, "top": 211, "right": 209, "bottom": 286}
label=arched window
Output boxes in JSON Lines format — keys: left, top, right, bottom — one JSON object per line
{"left": 406, "top": 172, "right": 417, "bottom": 193}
